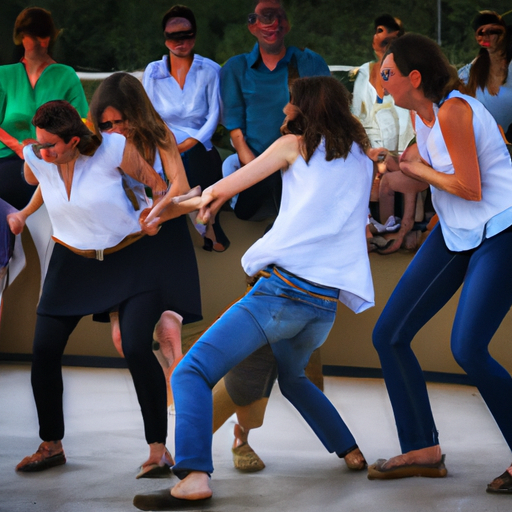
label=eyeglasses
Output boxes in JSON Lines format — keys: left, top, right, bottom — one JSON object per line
{"left": 32, "top": 142, "right": 56, "bottom": 159}
{"left": 98, "top": 119, "right": 124, "bottom": 131}
{"left": 164, "top": 30, "right": 195, "bottom": 41}
{"left": 248, "top": 11, "right": 285, "bottom": 25}
{"left": 476, "top": 27, "right": 505, "bottom": 37}
{"left": 380, "top": 68, "right": 395, "bottom": 81}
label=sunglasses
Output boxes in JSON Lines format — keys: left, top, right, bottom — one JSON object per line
{"left": 248, "top": 11, "right": 285, "bottom": 25}
{"left": 380, "top": 68, "right": 395, "bottom": 81}
{"left": 476, "top": 27, "right": 505, "bottom": 37}
{"left": 164, "top": 30, "right": 195, "bottom": 41}
{"left": 98, "top": 119, "right": 124, "bottom": 131}
{"left": 32, "top": 142, "right": 56, "bottom": 159}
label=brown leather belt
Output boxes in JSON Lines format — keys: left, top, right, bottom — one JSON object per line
{"left": 52, "top": 231, "right": 145, "bottom": 261}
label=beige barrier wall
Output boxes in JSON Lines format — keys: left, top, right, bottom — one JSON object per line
{"left": 1, "top": 212, "right": 511, "bottom": 376}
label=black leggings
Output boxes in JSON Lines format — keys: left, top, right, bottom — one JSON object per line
{"left": 32, "top": 290, "right": 168, "bottom": 443}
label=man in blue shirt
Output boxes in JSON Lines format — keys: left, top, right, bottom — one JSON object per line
{"left": 221, "top": 0, "right": 330, "bottom": 220}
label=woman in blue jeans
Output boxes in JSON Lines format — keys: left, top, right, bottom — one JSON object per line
{"left": 135, "top": 76, "right": 376, "bottom": 508}
{"left": 369, "top": 34, "right": 512, "bottom": 493}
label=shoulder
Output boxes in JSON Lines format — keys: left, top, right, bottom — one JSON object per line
{"left": 45, "top": 63, "right": 80, "bottom": 78}
{"left": 144, "top": 57, "right": 167, "bottom": 80}
{"left": 97, "top": 132, "right": 126, "bottom": 158}
{"left": 290, "top": 46, "right": 330, "bottom": 76}
{"left": 194, "top": 54, "right": 221, "bottom": 73}
{"left": 0, "top": 63, "right": 23, "bottom": 77}
{"left": 438, "top": 95, "right": 472, "bottom": 125}
{"left": 222, "top": 53, "right": 248, "bottom": 73}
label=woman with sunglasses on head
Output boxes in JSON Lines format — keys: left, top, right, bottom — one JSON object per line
{"left": 143, "top": 5, "right": 229, "bottom": 252}
{"left": 0, "top": 7, "right": 88, "bottom": 210}
{"left": 369, "top": 33, "right": 512, "bottom": 493}
{"left": 134, "top": 75, "right": 375, "bottom": 508}
{"left": 13, "top": 98, "right": 201, "bottom": 479}
{"left": 459, "top": 11, "right": 512, "bottom": 137}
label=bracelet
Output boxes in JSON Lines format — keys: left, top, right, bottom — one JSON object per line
{"left": 153, "top": 190, "right": 167, "bottom": 197}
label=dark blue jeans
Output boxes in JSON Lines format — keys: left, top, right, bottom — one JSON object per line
{"left": 172, "top": 266, "right": 357, "bottom": 477}
{"left": 373, "top": 224, "right": 512, "bottom": 453}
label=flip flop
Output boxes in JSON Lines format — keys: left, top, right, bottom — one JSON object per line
{"left": 133, "top": 489, "right": 212, "bottom": 510}
{"left": 367, "top": 454, "right": 447, "bottom": 480}
{"left": 487, "top": 468, "right": 512, "bottom": 493}
{"left": 16, "top": 449, "right": 66, "bottom": 472}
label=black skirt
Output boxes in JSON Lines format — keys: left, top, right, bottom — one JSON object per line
{"left": 37, "top": 216, "right": 202, "bottom": 324}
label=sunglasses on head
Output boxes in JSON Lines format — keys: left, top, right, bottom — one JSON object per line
{"left": 248, "top": 11, "right": 285, "bottom": 25}
{"left": 380, "top": 68, "right": 395, "bottom": 81}
{"left": 98, "top": 119, "right": 124, "bottom": 131}
{"left": 476, "top": 27, "right": 505, "bottom": 37}
{"left": 32, "top": 142, "right": 56, "bottom": 159}
{"left": 164, "top": 30, "right": 195, "bottom": 41}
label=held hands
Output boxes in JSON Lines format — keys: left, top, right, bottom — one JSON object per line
{"left": 399, "top": 144, "right": 429, "bottom": 181}
{"left": 140, "top": 186, "right": 212, "bottom": 235}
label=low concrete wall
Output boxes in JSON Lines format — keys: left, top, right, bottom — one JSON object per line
{"left": 2, "top": 212, "right": 511, "bottom": 377}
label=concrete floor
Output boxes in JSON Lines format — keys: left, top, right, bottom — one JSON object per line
{"left": 0, "top": 363, "right": 511, "bottom": 512}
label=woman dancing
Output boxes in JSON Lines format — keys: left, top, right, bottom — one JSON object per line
{"left": 369, "top": 33, "right": 512, "bottom": 494}
{"left": 13, "top": 100, "right": 200, "bottom": 479}
{"left": 134, "top": 75, "right": 375, "bottom": 509}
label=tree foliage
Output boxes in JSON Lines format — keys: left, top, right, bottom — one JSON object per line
{"left": 1, "top": 0, "right": 511, "bottom": 70}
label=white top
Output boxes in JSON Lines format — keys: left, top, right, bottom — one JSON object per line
{"left": 24, "top": 133, "right": 143, "bottom": 250}
{"left": 143, "top": 54, "right": 221, "bottom": 151}
{"left": 242, "top": 140, "right": 375, "bottom": 313}
{"left": 351, "top": 62, "right": 415, "bottom": 152}
{"left": 415, "top": 90, "right": 512, "bottom": 251}
{"left": 458, "top": 60, "right": 512, "bottom": 132}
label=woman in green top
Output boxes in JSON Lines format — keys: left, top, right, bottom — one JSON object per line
{"left": 0, "top": 7, "right": 88, "bottom": 209}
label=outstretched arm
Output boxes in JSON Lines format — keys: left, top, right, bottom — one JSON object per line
{"left": 399, "top": 98, "right": 481, "bottom": 201}
{"left": 142, "top": 134, "right": 300, "bottom": 230}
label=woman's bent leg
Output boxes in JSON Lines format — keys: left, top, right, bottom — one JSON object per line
{"left": 31, "top": 314, "right": 81, "bottom": 441}
{"left": 172, "top": 302, "right": 268, "bottom": 478}
{"left": 119, "top": 291, "right": 168, "bottom": 444}
{"left": 451, "top": 227, "right": 512, "bottom": 449}
{"left": 373, "top": 226, "right": 469, "bottom": 452}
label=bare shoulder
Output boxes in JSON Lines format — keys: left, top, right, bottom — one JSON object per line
{"left": 439, "top": 97, "right": 471, "bottom": 122}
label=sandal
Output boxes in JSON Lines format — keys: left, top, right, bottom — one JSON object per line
{"left": 232, "top": 442, "right": 265, "bottom": 472}
{"left": 487, "top": 467, "right": 512, "bottom": 493}
{"left": 367, "top": 454, "right": 447, "bottom": 480}
{"left": 16, "top": 442, "right": 66, "bottom": 472}
{"left": 136, "top": 448, "right": 174, "bottom": 479}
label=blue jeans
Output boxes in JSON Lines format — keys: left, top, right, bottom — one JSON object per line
{"left": 172, "top": 266, "right": 357, "bottom": 477}
{"left": 373, "top": 224, "right": 512, "bottom": 453}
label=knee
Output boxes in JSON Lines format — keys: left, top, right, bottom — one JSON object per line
{"left": 451, "top": 340, "right": 485, "bottom": 374}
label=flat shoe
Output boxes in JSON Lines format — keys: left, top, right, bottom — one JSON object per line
{"left": 232, "top": 442, "right": 265, "bottom": 472}
{"left": 133, "top": 489, "right": 211, "bottom": 510}
{"left": 367, "top": 454, "right": 447, "bottom": 480}
{"left": 16, "top": 449, "right": 66, "bottom": 472}
{"left": 487, "top": 468, "right": 512, "bottom": 493}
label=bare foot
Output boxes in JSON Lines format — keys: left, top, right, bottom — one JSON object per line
{"left": 141, "top": 442, "right": 169, "bottom": 468}
{"left": 380, "top": 445, "right": 442, "bottom": 470}
{"left": 344, "top": 447, "right": 367, "bottom": 471}
{"left": 171, "top": 471, "right": 212, "bottom": 500}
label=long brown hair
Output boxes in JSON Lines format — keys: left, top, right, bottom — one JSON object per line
{"left": 281, "top": 76, "right": 369, "bottom": 162}
{"left": 466, "top": 11, "right": 510, "bottom": 96}
{"left": 89, "top": 72, "right": 174, "bottom": 165}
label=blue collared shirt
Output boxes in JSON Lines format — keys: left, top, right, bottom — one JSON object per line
{"left": 220, "top": 44, "right": 330, "bottom": 156}
{"left": 143, "top": 54, "right": 221, "bottom": 151}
